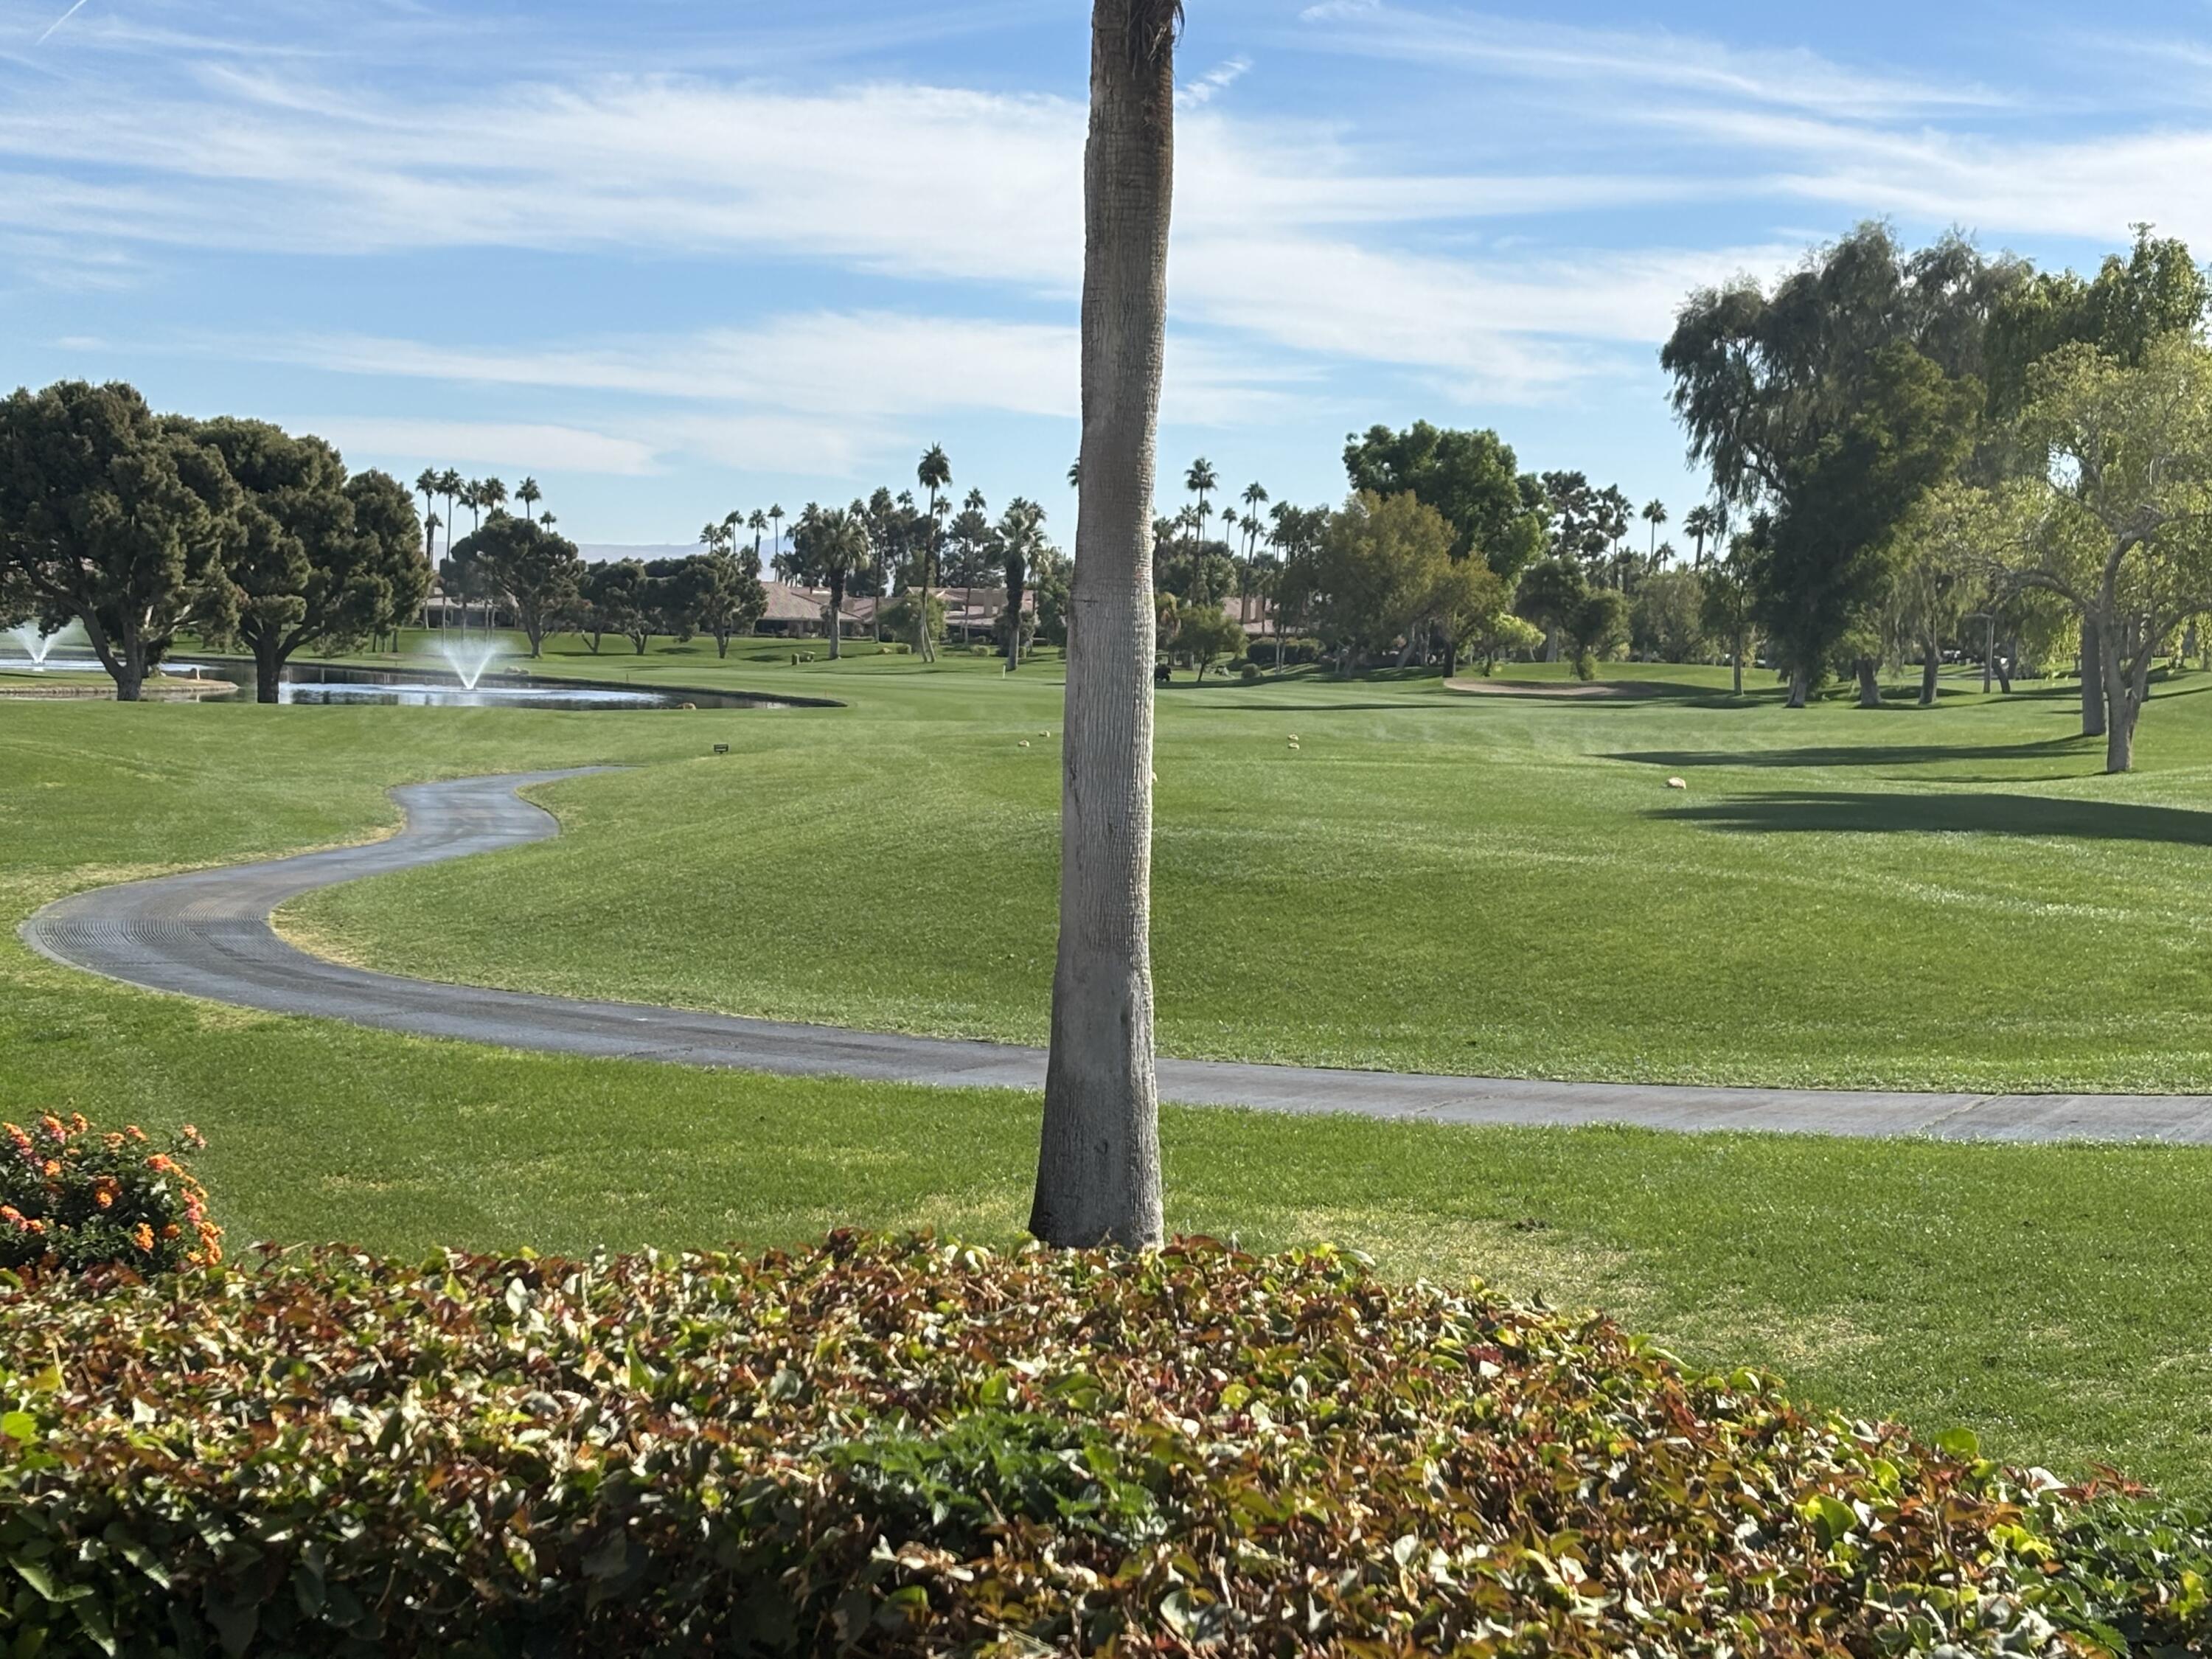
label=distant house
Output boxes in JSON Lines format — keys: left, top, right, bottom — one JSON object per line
{"left": 757, "top": 582, "right": 866, "bottom": 639}
{"left": 1224, "top": 596, "right": 1281, "bottom": 638}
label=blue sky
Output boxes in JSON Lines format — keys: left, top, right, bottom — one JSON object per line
{"left": 4, "top": 0, "right": 2209, "bottom": 551}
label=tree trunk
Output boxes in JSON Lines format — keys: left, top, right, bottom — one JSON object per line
{"left": 2080, "top": 619, "right": 2106, "bottom": 737}
{"left": 1787, "top": 664, "right": 1807, "bottom": 708}
{"left": 1995, "top": 641, "right": 2014, "bottom": 695}
{"left": 828, "top": 576, "right": 844, "bottom": 660}
{"left": 2101, "top": 626, "right": 2149, "bottom": 774}
{"left": 1918, "top": 639, "right": 1939, "bottom": 706}
{"left": 1732, "top": 647, "right": 1744, "bottom": 697}
{"left": 1032, "top": 0, "right": 1174, "bottom": 1252}
{"left": 254, "top": 634, "right": 285, "bottom": 705}
{"left": 1855, "top": 658, "right": 1881, "bottom": 708}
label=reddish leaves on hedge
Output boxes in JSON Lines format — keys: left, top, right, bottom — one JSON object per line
{"left": 0, "top": 1233, "right": 2152, "bottom": 1654}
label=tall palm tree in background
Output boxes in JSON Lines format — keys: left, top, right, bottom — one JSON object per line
{"left": 915, "top": 445, "right": 952, "bottom": 662}
{"left": 1032, "top": 0, "right": 1179, "bottom": 1251}
{"left": 517, "top": 477, "right": 542, "bottom": 522}
{"left": 748, "top": 509, "right": 768, "bottom": 566}
{"left": 1185, "top": 456, "right": 1217, "bottom": 548}
{"left": 479, "top": 477, "right": 508, "bottom": 523}
{"left": 1239, "top": 480, "right": 1269, "bottom": 622}
{"left": 414, "top": 468, "right": 438, "bottom": 528}
{"left": 434, "top": 470, "right": 464, "bottom": 631}
{"left": 1641, "top": 499, "right": 1668, "bottom": 572}
{"left": 1682, "top": 504, "right": 1719, "bottom": 568}
{"left": 768, "top": 504, "right": 786, "bottom": 570}
{"left": 1067, "top": 458, "right": 1082, "bottom": 490}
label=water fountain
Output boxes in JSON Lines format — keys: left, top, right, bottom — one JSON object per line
{"left": 439, "top": 639, "right": 501, "bottom": 692}
{"left": 4, "top": 622, "right": 70, "bottom": 669}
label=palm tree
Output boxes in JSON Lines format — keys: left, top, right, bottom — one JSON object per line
{"left": 479, "top": 476, "right": 509, "bottom": 521}
{"left": 1067, "top": 457, "right": 1082, "bottom": 490}
{"left": 434, "top": 469, "right": 464, "bottom": 629}
{"left": 516, "top": 477, "right": 542, "bottom": 523}
{"left": 414, "top": 468, "right": 438, "bottom": 529}
{"left": 1033, "top": 0, "right": 1178, "bottom": 1252}
{"left": 768, "top": 504, "right": 786, "bottom": 569}
{"left": 1641, "top": 499, "right": 1668, "bottom": 571}
{"left": 1683, "top": 504, "right": 1719, "bottom": 568}
{"left": 915, "top": 445, "right": 952, "bottom": 662}
{"left": 1185, "top": 456, "right": 1217, "bottom": 547}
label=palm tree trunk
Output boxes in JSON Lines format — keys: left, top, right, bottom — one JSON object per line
{"left": 1032, "top": 0, "right": 1175, "bottom": 1251}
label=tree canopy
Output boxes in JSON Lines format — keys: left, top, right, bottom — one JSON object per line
{"left": 1343, "top": 421, "right": 1546, "bottom": 582}
{"left": 0, "top": 380, "right": 241, "bottom": 699}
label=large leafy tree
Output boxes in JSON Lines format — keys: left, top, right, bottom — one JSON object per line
{"left": 0, "top": 380, "right": 240, "bottom": 700}
{"left": 679, "top": 550, "right": 767, "bottom": 658}
{"left": 2004, "top": 336, "right": 2212, "bottom": 773}
{"left": 1034, "top": 0, "right": 1180, "bottom": 1251}
{"left": 1986, "top": 226, "right": 2210, "bottom": 735}
{"left": 578, "top": 558, "right": 645, "bottom": 655}
{"left": 1306, "top": 490, "right": 1457, "bottom": 667}
{"left": 1663, "top": 223, "right": 2008, "bottom": 706}
{"left": 1699, "top": 533, "right": 1761, "bottom": 695}
{"left": 188, "top": 419, "right": 427, "bottom": 700}
{"left": 453, "top": 515, "right": 581, "bottom": 658}
{"left": 1747, "top": 345, "right": 1980, "bottom": 705}
{"left": 1343, "top": 422, "right": 1546, "bottom": 583}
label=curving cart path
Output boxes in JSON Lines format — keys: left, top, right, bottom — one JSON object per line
{"left": 23, "top": 771, "right": 2212, "bottom": 1144}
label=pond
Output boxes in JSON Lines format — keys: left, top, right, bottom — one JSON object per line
{"left": 170, "top": 661, "right": 787, "bottom": 712}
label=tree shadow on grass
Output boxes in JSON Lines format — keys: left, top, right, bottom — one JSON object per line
{"left": 1654, "top": 790, "right": 2212, "bottom": 847}
{"left": 1609, "top": 736, "right": 2096, "bottom": 771}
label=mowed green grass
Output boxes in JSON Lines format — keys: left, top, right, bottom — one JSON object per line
{"left": 291, "top": 632, "right": 2212, "bottom": 1091}
{"left": 4, "top": 684, "right": 2212, "bottom": 1492}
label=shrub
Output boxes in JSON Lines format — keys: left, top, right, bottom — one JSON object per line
{"left": 0, "top": 1233, "right": 2197, "bottom": 1655}
{"left": 0, "top": 1114, "right": 219, "bottom": 1273}
{"left": 1239, "top": 660, "right": 1261, "bottom": 681}
{"left": 1254, "top": 635, "right": 1322, "bottom": 666}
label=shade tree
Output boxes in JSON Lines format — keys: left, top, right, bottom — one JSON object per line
{"left": 454, "top": 515, "right": 582, "bottom": 659}
{"left": 1343, "top": 422, "right": 1548, "bottom": 584}
{"left": 0, "top": 380, "right": 243, "bottom": 700}
{"left": 188, "top": 419, "right": 427, "bottom": 700}
{"left": 2002, "top": 335, "right": 2212, "bottom": 773}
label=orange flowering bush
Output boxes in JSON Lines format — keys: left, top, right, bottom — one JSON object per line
{"left": 0, "top": 1114, "right": 219, "bottom": 1273}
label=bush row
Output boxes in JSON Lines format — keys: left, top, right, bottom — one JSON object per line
{"left": 5, "top": 1232, "right": 2208, "bottom": 1655}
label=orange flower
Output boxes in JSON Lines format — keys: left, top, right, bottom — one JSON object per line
{"left": 125, "top": 1125, "right": 147, "bottom": 1142}
{"left": 93, "top": 1179, "right": 119, "bottom": 1209}
{"left": 41, "top": 1160, "right": 60, "bottom": 1179}
{"left": 145, "top": 1155, "right": 178, "bottom": 1175}
{"left": 131, "top": 1224, "right": 154, "bottom": 1252}
{"left": 68, "top": 1113, "right": 87, "bottom": 1134}
{"left": 38, "top": 1114, "right": 64, "bottom": 1138}
{"left": 103, "top": 1133, "right": 125, "bottom": 1151}
{"left": 179, "top": 1124, "right": 204, "bottom": 1148}
{"left": 161, "top": 1224, "right": 181, "bottom": 1240}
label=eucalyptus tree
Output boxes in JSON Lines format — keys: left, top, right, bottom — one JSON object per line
{"left": 1033, "top": 0, "right": 1180, "bottom": 1252}
{"left": 453, "top": 515, "right": 580, "bottom": 658}
{"left": 189, "top": 418, "right": 428, "bottom": 699}
{"left": 1699, "top": 531, "right": 1761, "bottom": 695}
{"left": 0, "top": 381, "right": 241, "bottom": 700}
{"left": 1663, "top": 223, "right": 2009, "bottom": 705}
{"left": 1987, "top": 226, "right": 2210, "bottom": 735}
{"left": 2003, "top": 335, "right": 2212, "bottom": 772}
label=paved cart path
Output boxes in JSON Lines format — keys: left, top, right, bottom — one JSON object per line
{"left": 24, "top": 771, "right": 2212, "bottom": 1144}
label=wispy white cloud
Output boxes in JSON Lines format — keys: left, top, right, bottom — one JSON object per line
{"left": 1178, "top": 55, "right": 1251, "bottom": 109}
{"left": 1295, "top": 1, "right": 2008, "bottom": 119}
{"left": 301, "top": 417, "right": 661, "bottom": 477}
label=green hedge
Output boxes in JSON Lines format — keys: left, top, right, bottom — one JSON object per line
{"left": 1, "top": 1234, "right": 2205, "bottom": 1655}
